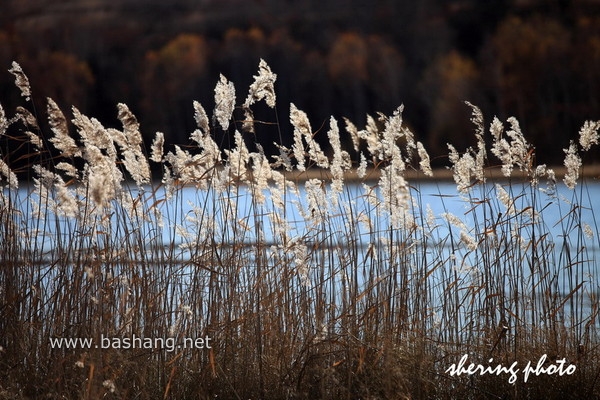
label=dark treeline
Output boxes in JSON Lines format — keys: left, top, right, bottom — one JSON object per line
{"left": 1, "top": 0, "right": 600, "bottom": 165}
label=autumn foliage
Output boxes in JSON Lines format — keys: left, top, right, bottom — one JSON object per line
{"left": 1, "top": 1, "right": 600, "bottom": 165}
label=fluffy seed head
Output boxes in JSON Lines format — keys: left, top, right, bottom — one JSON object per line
{"left": 460, "top": 230, "right": 478, "bottom": 252}
{"left": 244, "top": 58, "right": 277, "bottom": 109}
{"left": 193, "top": 101, "right": 210, "bottom": 134}
{"left": 344, "top": 117, "right": 361, "bottom": 152}
{"left": 0, "top": 159, "right": 18, "bottom": 189}
{"left": 579, "top": 120, "right": 600, "bottom": 151}
{"left": 417, "top": 141, "right": 433, "bottom": 177}
{"left": 328, "top": 116, "right": 351, "bottom": 195}
{"left": 150, "top": 131, "right": 165, "bottom": 163}
{"left": 9, "top": 62, "right": 31, "bottom": 101}
{"left": 214, "top": 74, "right": 236, "bottom": 131}
{"left": 47, "top": 98, "right": 81, "bottom": 158}
{"left": 0, "top": 103, "right": 6, "bottom": 136}
{"left": 563, "top": 141, "right": 581, "bottom": 190}
{"left": 357, "top": 152, "right": 368, "bottom": 179}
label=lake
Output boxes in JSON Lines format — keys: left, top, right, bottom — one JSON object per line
{"left": 9, "top": 176, "right": 600, "bottom": 327}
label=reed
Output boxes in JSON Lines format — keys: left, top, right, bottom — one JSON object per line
{"left": 0, "top": 60, "right": 598, "bottom": 399}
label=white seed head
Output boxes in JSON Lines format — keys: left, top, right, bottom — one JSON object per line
{"left": 150, "top": 131, "right": 165, "bottom": 163}
{"left": 9, "top": 61, "right": 31, "bottom": 101}
{"left": 214, "top": 74, "right": 236, "bottom": 131}
{"left": 578, "top": 120, "right": 600, "bottom": 151}
{"left": 244, "top": 58, "right": 277, "bottom": 109}
{"left": 563, "top": 141, "right": 581, "bottom": 190}
{"left": 417, "top": 141, "right": 433, "bottom": 177}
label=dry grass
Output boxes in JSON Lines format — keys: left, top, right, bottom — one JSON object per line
{"left": 0, "top": 60, "right": 599, "bottom": 399}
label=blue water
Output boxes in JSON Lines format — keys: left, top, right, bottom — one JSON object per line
{"left": 158, "top": 178, "right": 600, "bottom": 331}
{"left": 160, "top": 179, "right": 600, "bottom": 261}
{"left": 7, "top": 177, "right": 599, "bottom": 339}
{"left": 13, "top": 178, "right": 599, "bottom": 269}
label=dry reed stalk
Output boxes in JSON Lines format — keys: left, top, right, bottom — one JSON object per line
{"left": 0, "top": 60, "right": 598, "bottom": 399}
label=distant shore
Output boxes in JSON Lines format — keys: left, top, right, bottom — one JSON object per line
{"left": 279, "top": 164, "right": 600, "bottom": 183}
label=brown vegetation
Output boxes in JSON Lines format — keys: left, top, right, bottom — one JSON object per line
{"left": 1, "top": 1, "right": 600, "bottom": 165}
{"left": 0, "top": 60, "right": 599, "bottom": 399}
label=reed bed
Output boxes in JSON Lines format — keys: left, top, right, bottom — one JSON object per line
{"left": 1, "top": 60, "right": 599, "bottom": 399}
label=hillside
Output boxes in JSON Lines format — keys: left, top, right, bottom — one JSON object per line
{"left": 1, "top": 0, "right": 600, "bottom": 165}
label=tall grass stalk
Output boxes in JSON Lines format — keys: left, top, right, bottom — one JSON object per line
{"left": 0, "top": 61, "right": 599, "bottom": 399}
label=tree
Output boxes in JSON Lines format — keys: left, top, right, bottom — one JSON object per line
{"left": 218, "top": 26, "right": 267, "bottom": 89}
{"left": 365, "top": 34, "right": 405, "bottom": 117}
{"left": 420, "top": 50, "right": 481, "bottom": 159}
{"left": 487, "top": 15, "right": 571, "bottom": 162}
{"left": 326, "top": 32, "right": 369, "bottom": 127}
{"left": 16, "top": 51, "right": 94, "bottom": 111}
{"left": 572, "top": 16, "right": 600, "bottom": 117}
{"left": 140, "top": 34, "right": 211, "bottom": 143}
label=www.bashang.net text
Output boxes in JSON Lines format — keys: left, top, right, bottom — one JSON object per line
{"left": 49, "top": 334, "right": 212, "bottom": 353}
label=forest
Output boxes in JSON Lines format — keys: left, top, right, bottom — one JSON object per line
{"left": 2, "top": 0, "right": 600, "bottom": 165}
{"left": 2, "top": 2, "right": 600, "bottom": 399}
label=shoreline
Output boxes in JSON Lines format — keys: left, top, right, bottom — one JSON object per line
{"left": 279, "top": 164, "right": 600, "bottom": 183}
